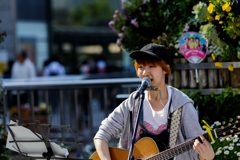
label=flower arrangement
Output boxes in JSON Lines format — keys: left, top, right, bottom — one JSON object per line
{"left": 8, "top": 102, "right": 51, "bottom": 118}
{"left": 193, "top": 0, "right": 240, "bottom": 60}
{"left": 0, "top": 19, "right": 10, "bottom": 159}
{"left": 0, "top": 123, "right": 10, "bottom": 160}
{"left": 207, "top": 121, "right": 240, "bottom": 159}
{"left": 109, "top": 0, "right": 205, "bottom": 56}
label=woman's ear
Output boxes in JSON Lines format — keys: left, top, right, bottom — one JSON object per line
{"left": 164, "top": 64, "right": 170, "bottom": 74}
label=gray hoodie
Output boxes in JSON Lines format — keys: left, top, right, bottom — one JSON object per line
{"left": 94, "top": 86, "right": 203, "bottom": 160}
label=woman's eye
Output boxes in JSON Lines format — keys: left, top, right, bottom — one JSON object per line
{"left": 138, "top": 66, "right": 143, "bottom": 68}
{"left": 150, "top": 65, "right": 155, "bottom": 68}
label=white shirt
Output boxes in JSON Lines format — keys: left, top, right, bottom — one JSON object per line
{"left": 43, "top": 61, "right": 66, "bottom": 76}
{"left": 136, "top": 85, "right": 172, "bottom": 140}
{"left": 11, "top": 58, "right": 36, "bottom": 79}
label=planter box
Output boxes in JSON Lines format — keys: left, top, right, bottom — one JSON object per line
{"left": 10, "top": 115, "right": 48, "bottom": 133}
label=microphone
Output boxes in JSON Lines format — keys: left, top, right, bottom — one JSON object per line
{"left": 134, "top": 77, "right": 151, "bottom": 99}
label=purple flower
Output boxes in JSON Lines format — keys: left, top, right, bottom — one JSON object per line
{"left": 131, "top": 18, "right": 139, "bottom": 28}
{"left": 118, "top": 33, "right": 125, "bottom": 38}
{"left": 113, "top": 14, "right": 117, "bottom": 20}
{"left": 108, "top": 21, "right": 117, "bottom": 31}
{"left": 108, "top": 21, "right": 114, "bottom": 28}
{"left": 122, "top": 26, "right": 127, "bottom": 31}
{"left": 124, "top": 15, "right": 128, "bottom": 20}
{"left": 116, "top": 38, "right": 122, "bottom": 47}
{"left": 121, "top": 0, "right": 126, "bottom": 9}
{"left": 115, "top": 10, "right": 119, "bottom": 15}
{"left": 183, "top": 23, "right": 189, "bottom": 32}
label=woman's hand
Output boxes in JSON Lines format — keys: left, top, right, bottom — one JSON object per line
{"left": 193, "top": 134, "right": 215, "bottom": 160}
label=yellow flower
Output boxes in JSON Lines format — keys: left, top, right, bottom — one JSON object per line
{"left": 226, "top": 6, "right": 231, "bottom": 12}
{"left": 215, "top": 15, "right": 220, "bottom": 20}
{"left": 207, "top": 16, "right": 214, "bottom": 22}
{"left": 208, "top": 3, "right": 215, "bottom": 14}
{"left": 215, "top": 62, "right": 223, "bottom": 68}
{"left": 234, "top": 35, "right": 237, "bottom": 39}
{"left": 211, "top": 53, "right": 215, "bottom": 60}
{"left": 228, "top": 64, "right": 234, "bottom": 71}
{"left": 0, "top": 123, "right": 4, "bottom": 127}
{"left": 222, "top": 2, "right": 231, "bottom": 12}
{"left": 219, "top": 21, "right": 224, "bottom": 24}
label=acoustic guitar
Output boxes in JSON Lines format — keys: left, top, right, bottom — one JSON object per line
{"left": 90, "top": 117, "right": 240, "bottom": 160}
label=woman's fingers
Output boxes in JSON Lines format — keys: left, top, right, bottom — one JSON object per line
{"left": 194, "top": 139, "right": 204, "bottom": 153}
{"left": 193, "top": 135, "right": 209, "bottom": 153}
{"left": 199, "top": 134, "right": 211, "bottom": 148}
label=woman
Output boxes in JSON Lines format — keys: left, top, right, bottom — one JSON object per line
{"left": 189, "top": 36, "right": 195, "bottom": 49}
{"left": 94, "top": 43, "right": 215, "bottom": 160}
{"left": 184, "top": 36, "right": 190, "bottom": 50}
{"left": 195, "top": 37, "right": 202, "bottom": 50}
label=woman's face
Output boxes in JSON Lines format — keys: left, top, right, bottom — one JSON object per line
{"left": 137, "top": 62, "right": 166, "bottom": 87}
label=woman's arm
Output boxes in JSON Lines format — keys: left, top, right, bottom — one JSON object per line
{"left": 94, "top": 138, "right": 111, "bottom": 160}
{"left": 181, "top": 104, "right": 214, "bottom": 160}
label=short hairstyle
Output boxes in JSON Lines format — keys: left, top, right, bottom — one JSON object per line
{"left": 134, "top": 55, "right": 171, "bottom": 84}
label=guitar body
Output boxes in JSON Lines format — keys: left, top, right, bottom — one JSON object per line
{"left": 89, "top": 118, "right": 239, "bottom": 160}
{"left": 89, "top": 137, "right": 159, "bottom": 160}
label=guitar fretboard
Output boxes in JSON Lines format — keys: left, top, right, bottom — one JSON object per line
{"left": 146, "top": 134, "right": 209, "bottom": 160}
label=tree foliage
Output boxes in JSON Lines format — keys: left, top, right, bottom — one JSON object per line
{"left": 71, "top": 0, "right": 114, "bottom": 26}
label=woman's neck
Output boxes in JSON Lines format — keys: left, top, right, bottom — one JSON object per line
{"left": 148, "top": 85, "right": 168, "bottom": 101}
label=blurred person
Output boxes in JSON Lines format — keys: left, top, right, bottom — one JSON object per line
{"left": 42, "top": 56, "right": 66, "bottom": 125}
{"left": 95, "top": 56, "right": 107, "bottom": 73}
{"left": 189, "top": 36, "right": 195, "bottom": 49}
{"left": 11, "top": 50, "right": 36, "bottom": 79}
{"left": 11, "top": 50, "right": 36, "bottom": 106}
{"left": 80, "top": 59, "right": 91, "bottom": 74}
{"left": 195, "top": 37, "right": 202, "bottom": 50}
{"left": 43, "top": 56, "right": 66, "bottom": 76}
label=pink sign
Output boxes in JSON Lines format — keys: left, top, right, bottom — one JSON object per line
{"left": 179, "top": 32, "right": 208, "bottom": 63}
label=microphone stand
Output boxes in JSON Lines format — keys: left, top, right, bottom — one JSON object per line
{"left": 127, "top": 92, "right": 145, "bottom": 160}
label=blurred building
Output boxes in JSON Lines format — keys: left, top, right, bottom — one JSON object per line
{"left": 52, "top": 0, "right": 121, "bottom": 74}
{"left": 0, "top": 0, "right": 132, "bottom": 76}
{"left": 0, "top": 0, "right": 16, "bottom": 77}
{"left": 0, "top": 0, "right": 50, "bottom": 76}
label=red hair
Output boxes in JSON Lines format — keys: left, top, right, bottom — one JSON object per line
{"left": 134, "top": 56, "right": 171, "bottom": 84}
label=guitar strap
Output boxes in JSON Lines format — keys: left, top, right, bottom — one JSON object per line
{"left": 130, "top": 92, "right": 183, "bottom": 148}
{"left": 169, "top": 106, "right": 183, "bottom": 148}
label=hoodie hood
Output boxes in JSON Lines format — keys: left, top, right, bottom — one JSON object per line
{"left": 168, "top": 86, "right": 194, "bottom": 113}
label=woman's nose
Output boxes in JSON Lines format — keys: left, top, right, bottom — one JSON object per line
{"left": 143, "top": 68, "right": 149, "bottom": 76}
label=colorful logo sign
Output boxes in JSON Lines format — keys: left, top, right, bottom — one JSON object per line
{"left": 179, "top": 32, "right": 208, "bottom": 63}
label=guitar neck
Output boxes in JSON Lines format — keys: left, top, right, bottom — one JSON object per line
{"left": 146, "top": 134, "right": 210, "bottom": 160}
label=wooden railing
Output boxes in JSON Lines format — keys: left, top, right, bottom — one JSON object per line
{"left": 170, "top": 57, "right": 240, "bottom": 89}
